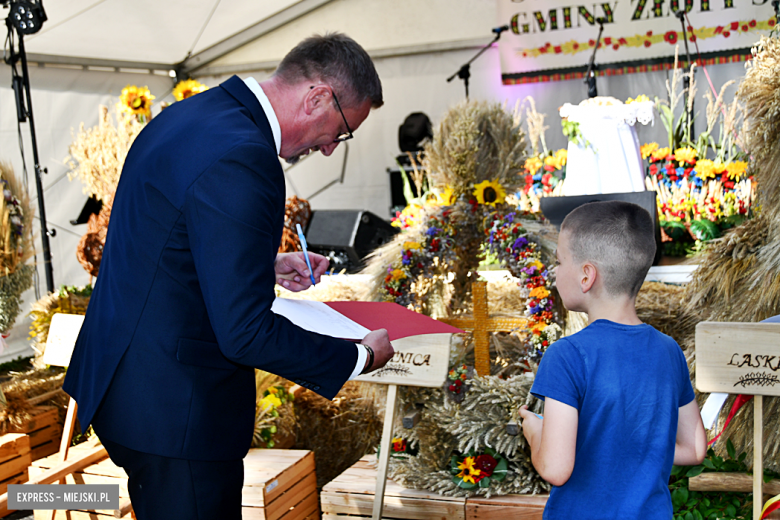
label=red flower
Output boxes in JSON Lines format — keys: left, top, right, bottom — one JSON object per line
{"left": 542, "top": 173, "right": 553, "bottom": 185}
{"left": 522, "top": 52, "right": 528, "bottom": 58}
{"left": 545, "top": 42, "right": 551, "bottom": 47}
{"left": 644, "top": 40, "right": 652, "bottom": 48}
{"left": 544, "top": 164, "right": 555, "bottom": 172}
{"left": 730, "top": 21, "right": 739, "bottom": 31}
{"left": 646, "top": 30, "right": 653, "bottom": 37}
{"left": 554, "top": 45, "right": 562, "bottom": 54}
{"left": 539, "top": 46, "right": 548, "bottom": 54}
{"left": 604, "top": 37, "right": 612, "bottom": 45}
{"left": 542, "top": 340, "right": 549, "bottom": 347}
{"left": 714, "top": 26, "right": 724, "bottom": 34}
{"left": 723, "top": 31, "right": 731, "bottom": 38}
{"left": 612, "top": 43, "right": 619, "bottom": 50}
{"left": 749, "top": 19, "right": 756, "bottom": 28}
{"left": 770, "top": 19, "right": 776, "bottom": 27}
{"left": 573, "top": 42, "right": 580, "bottom": 50}
{"left": 742, "top": 24, "right": 748, "bottom": 32}
{"left": 664, "top": 31, "right": 678, "bottom": 44}
{"left": 619, "top": 37, "right": 628, "bottom": 45}
{"left": 724, "top": 180, "right": 735, "bottom": 189}
{"left": 393, "top": 438, "right": 407, "bottom": 452}
{"left": 474, "top": 454, "right": 498, "bottom": 477}
{"left": 689, "top": 34, "right": 697, "bottom": 42}
{"left": 649, "top": 164, "right": 658, "bottom": 176}
{"left": 589, "top": 39, "right": 596, "bottom": 46}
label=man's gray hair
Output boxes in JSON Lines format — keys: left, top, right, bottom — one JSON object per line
{"left": 561, "top": 201, "right": 656, "bottom": 297}
{"left": 275, "top": 32, "right": 383, "bottom": 109}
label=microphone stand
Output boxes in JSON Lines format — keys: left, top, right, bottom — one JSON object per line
{"left": 584, "top": 19, "right": 604, "bottom": 98}
{"left": 447, "top": 31, "right": 503, "bottom": 99}
{"left": 4, "top": 18, "right": 55, "bottom": 293}
{"left": 675, "top": 10, "right": 695, "bottom": 135}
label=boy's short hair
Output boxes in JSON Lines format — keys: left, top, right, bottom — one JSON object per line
{"left": 561, "top": 201, "right": 656, "bottom": 297}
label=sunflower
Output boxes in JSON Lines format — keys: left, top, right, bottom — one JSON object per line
{"left": 436, "top": 186, "right": 456, "bottom": 206}
{"left": 457, "top": 456, "right": 481, "bottom": 484}
{"left": 118, "top": 85, "right": 155, "bottom": 119}
{"left": 473, "top": 180, "right": 506, "bottom": 207}
{"left": 172, "top": 79, "right": 209, "bottom": 102}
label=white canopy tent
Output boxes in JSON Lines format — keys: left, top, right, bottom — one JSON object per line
{"left": 0, "top": 0, "right": 746, "bottom": 361}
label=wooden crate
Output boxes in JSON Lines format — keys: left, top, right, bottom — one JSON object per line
{"left": 8, "top": 406, "right": 62, "bottom": 462}
{"left": 30, "top": 443, "right": 131, "bottom": 520}
{"left": 0, "top": 434, "right": 32, "bottom": 517}
{"left": 321, "top": 456, "right": 549, "bottom": 520}
{"left": 321, "top": 456, "right": 466, "bottom": 520}
{"left": 242, "top": 448, "right": 320, "bottom": 520}
{"left": 466, "top": 494, "right": 548, "bottom": 520}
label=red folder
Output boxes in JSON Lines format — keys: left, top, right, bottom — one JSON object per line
{"left": 324, "top": 301, "right": 463, "bottom": 341}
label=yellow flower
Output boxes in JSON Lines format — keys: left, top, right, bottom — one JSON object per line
{"left": 626, "top": 94, "right": 650, "bottom": 104}
{"left": 172, "top": 79, "right": 209, "bottom": 101}
{"left": 696, "top": 159, "right": 716, "bottom": 180}
{"left": 713, "top": 161, "right": 727, "bottom": 175}
{"left": 473, "top": 180, "right": 507, "bottom": 207}
{"left": 674, "top": 147, "right": 697, "bottom": 165}
{"left": 403, "top": 241, "right": 421, "bottom": 250}
{"left": 529, "top": 287, "right": 550, "bottom": 299}
{"left": 530, "top": 321, "right": 547, "bottom": 333}
{"left": 530, "top": 260, "right": 545, "bottom": 271}
{"left": 437, "top": 187, "right": 456, "bottom": 206}
{"left": 118, "top": 85, "right": 155, "bottom": 119}
{"left": 456, "top": 456, "right": 481, "bottom": 484}
{"left": 390, "top": 269, "right": 407, "bottom": 281}
{"left": 259, "top": 394, "right": 282, "bottom": 412}
{"left": 651, "top": 147, "right": 671, "bottom": 162}
{"left": 554, "top": 148, "right": 568, "bottom": 166}
{"left": 268, "top": 387, "right": 278, "bottom": 394}
{"left": 726, "top": 161, "right": 748, "bottom": 181}
{"left": 524, "top": 156, "right": 543, "bottom": 175}
{"left": 640, "top": 143, "right": 659, "bottom": 160}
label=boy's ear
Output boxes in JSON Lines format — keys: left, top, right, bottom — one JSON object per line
{"left": 581, "top": 262, "right": 597, "bottom": 293}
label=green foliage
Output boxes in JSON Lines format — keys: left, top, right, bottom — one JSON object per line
{"left": 0, "top": 356, "right": 33, "bottom": 375}
{"left": 669, "top": 440, "right": 780, "bottom": 520}
{"left": 561, "top": 120, "right": 590, "bottom": 149}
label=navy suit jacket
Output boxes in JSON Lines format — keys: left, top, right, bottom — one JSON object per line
{"left": 63, "top": 76, "right": 358, "bottom": 461}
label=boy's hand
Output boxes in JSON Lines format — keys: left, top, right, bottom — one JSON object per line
{"left": 519, "top": 399, "right": 578, "bottom": 487}
{"left": 519, "top": 405, "right": 543, "bottom": 447}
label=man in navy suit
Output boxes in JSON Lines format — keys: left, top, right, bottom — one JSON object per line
{"left": 63, "top": 33, "right": 393, "bottom": 520}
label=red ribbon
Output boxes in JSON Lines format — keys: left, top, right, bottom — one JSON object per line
{"left": 708, "top": 394, "right": 753, "bottom": 446}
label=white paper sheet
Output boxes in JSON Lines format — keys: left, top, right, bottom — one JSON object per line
{"left": 271, "top": 298, "right": 370, "bottom": 341}
{"left": 700, "top": 392, "right": 729, "bottom": 430}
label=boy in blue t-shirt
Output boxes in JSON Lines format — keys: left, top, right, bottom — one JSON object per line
{"left": 519, "top": 201, "right": 706, "bottom": 520}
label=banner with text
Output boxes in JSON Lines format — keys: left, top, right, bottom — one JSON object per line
{"left": 497, "top": 0, "right": 776, "bottom": 84}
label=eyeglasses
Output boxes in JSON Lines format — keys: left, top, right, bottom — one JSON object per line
{"left": 311, "top": 86, "right": 353, "bottom": 143}
{"left": 331, "top": 91, "right": 353, "bottom": 143}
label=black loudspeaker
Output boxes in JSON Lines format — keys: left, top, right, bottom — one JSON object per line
{"left": 306, "top": 210, "right": 399, "bottom": 273}
{"left": 539, "top": 191, "right": 663, "bottom": 265}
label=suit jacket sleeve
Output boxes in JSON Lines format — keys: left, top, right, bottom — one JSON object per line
{"left": 184, "top": 141, "right": 358, "bottom": 399}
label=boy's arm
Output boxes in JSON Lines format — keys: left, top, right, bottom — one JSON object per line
{"left": 519, "top": 399, "right": 578, "bottom": 487}
{"left": 673, "top": 399, "right": 707, "bottom": 466}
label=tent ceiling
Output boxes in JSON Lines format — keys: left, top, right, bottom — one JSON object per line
{"left": 12, "top": 0, "right": 319, "bottom": 69}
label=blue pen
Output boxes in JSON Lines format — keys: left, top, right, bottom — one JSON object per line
{"left": 296, "top": 224, "right": 317, "bottom": 286}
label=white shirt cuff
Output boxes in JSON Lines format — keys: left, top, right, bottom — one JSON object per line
{"left": 349, "top": 343, "right": 367, "bottom": 381}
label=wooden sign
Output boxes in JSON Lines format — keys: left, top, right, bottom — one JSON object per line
{"left": 353, "top": 333, "right": 451, "bottom": 388}
{"left": 42, "top": 314, "right": 85, "bottom": 368}
{"left": 695, "top": 322, "right": 780, "bottom": 397}
{"left": 696, "top": 321, "right": 780, "bottom": 520}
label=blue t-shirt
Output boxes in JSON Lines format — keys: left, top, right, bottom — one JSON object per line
{"left": 530, "top": 320, "right": 695, "bottom": 520}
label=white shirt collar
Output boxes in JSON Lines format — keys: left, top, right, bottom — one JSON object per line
{"left": 242, "top": 77, "right": 282, "bottom": 155}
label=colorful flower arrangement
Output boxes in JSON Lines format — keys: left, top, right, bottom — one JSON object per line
{"left": 486, "top": 212, "right": 562, "bottom": 357}
{"left": 521, "top": 149, "right": 567, "bottom": 196}
{"left": 381, "top": 212, "right": 457, "bottom": 306}
{"left": 450, "top": 448, "right": 508, "bottom": 489}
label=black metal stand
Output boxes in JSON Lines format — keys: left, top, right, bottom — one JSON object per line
{"left": 773, "top": 0, "right": 780, "bottom": 26}
{"left": 676, "top": 10, "right": 695, "bottom": 133}
{"left": 447, "top": 32, "right": 502, "bottom": 99}
{"left": 4, "top": 18, "right": 55, "bottom": 293}
{"left": 584, "top": 19, "right": 605, "bottom": 98}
